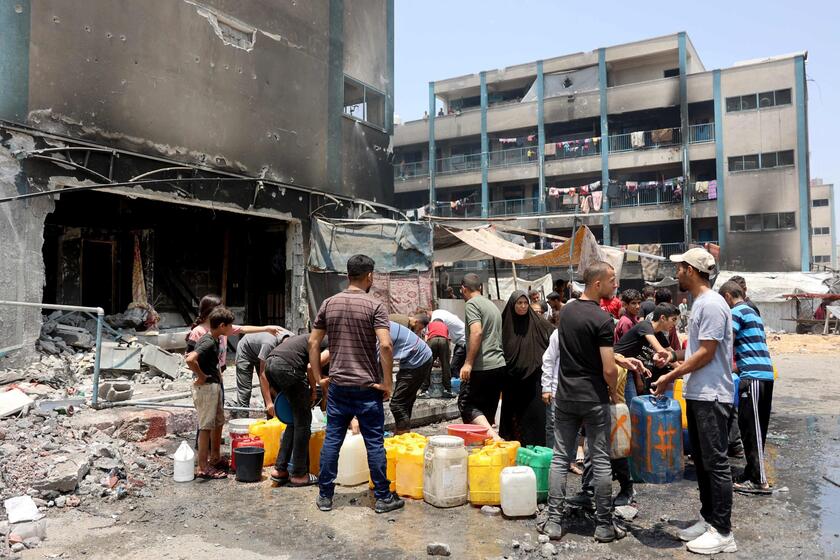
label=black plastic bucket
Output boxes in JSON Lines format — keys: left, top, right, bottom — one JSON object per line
{"left": 234, "top": 446, "right": 265, "bottom": 483}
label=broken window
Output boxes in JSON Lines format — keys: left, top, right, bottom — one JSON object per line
{"left": 343, "top": 76, "right": 386, "bottom": 130}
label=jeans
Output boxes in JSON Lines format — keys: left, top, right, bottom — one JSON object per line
{"left": 545, "top": 401, "right": 555, "bottom": 449}
{"left": 421, "top": 338, "right": 451, "bottom": 393}
{"left": 267, "top": 363, "right": 312, "bottom": 477}
{"left": 450, "top": 343, "right": 466, "bottom": 378}
{"left": 390, "top": 358, "right": 433, "bottom": 431}
{"left": 318, "top": 384, "right": 389, "bottom": 500}
{"left": 686, "top": 399, "right": 734, "bottom": 534}
{"left": 738, "top": 378, "right": 774, "bottom": 484}
{"left": 548, "top": 400, "right": 613, "bottom": 527}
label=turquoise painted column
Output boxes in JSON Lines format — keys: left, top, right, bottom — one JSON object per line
{"left": 679, "top": 32, "right": 692, "bottom": 245}
{"left": 713, "top": 69, "right": 727, "bottom": 263}
{"left": 0, "top": 1, "right": 30, "bottom": 121}
{"left": 480, "top": 71, "right": 489, "bottom": 218}
{"left": 537, "top": 61, "right": 546, "bottom": 214}
{"left": 428, "top": 81, "right": 436, "bottom": 214}
{"left": 598, "top": 48, "right": 611, "bottom": 245}
{"left": 794, "top": 55, "right": 811, "bottom": 271}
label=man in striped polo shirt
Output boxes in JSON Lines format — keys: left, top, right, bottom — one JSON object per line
{"left": 719, "top": 281, "right": 774, "bottom": 495}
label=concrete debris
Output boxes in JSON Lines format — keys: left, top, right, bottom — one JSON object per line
{"left": 426, "top": 542, "right": 451, "bottom": 556}
{"left": 54, "top": 324, "right": 94, "bottom": 350}
{"left": 98, "top": 381, "right": 134, "bottom": 402}
{"left": 480, "top": 505, "right": 501, "bottom": 516}
{"left": 614, "top": 505, "right": 639, "bottom": 521}
{"left": 522, "top": 541, "right": 535, "bottom": 552}
{"left": 540, "top": 542, "right": 558, "bottom": 557}
{"left": 0, "top": 389, "right": 34, "bottom": 418}
{"left": 140, "top": 345, "right": 183, "bottom": 379}
{"left": 32, "top": 454, "right": 90, "bottom": 493}
{"left": 538, "top": 534, "right": 550, "bottom": 544}
{"left": 3, "top": 495, "right": 42, "bottom": 523}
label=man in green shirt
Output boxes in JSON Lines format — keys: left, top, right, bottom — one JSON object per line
{"left": 457, "top": 273, "right": 506, "bottom": 440}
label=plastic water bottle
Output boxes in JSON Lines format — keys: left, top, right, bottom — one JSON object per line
{"left": 173, "top": 441, "right": 195, "bottom": 482}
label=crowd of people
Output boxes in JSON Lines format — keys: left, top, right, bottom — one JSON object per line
{"left": 181, "top": 248, "right": 775, "bottom": 554}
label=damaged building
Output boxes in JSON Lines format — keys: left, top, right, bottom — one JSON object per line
{"left": 0, "top": 0, "right": 396, "bottom": 359}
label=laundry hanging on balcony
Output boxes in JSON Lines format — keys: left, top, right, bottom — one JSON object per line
{"left": 631, "top": 131, "right": 646, "bottom": 148}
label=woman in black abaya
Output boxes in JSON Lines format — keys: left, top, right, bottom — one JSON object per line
{"left": 498, "top": 290, "right": 554, "bottom": 445}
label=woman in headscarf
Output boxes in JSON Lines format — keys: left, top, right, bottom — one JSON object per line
{"left": 499, "top": 290, "right": 555, "bottom": 445}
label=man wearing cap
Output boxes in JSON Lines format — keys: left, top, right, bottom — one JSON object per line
{"left": 652, "top": 248, "right": 737, "bottom": 555}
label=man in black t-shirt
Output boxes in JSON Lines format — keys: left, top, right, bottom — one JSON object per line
{"left": 260, "top": 334, "right": 329, "bottom": 487}
{"left": 541, "top": 262, "right": 624, "bottom": 544}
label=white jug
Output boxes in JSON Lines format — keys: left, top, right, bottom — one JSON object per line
{"left": 173, "top": 441, "right": 195, "bottom": 482}
{"left": 500, "top": 466, "right": 537, "bottom": 517}
{"left": 336, "top": 432, "right": 369, "bottom": 486}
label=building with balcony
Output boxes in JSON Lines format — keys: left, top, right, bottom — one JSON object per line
{"left": 809, "top": 179, "right": 836, "bottom": 269}
{"left": 393, "top": 32, "right": 812, "bottom": 273}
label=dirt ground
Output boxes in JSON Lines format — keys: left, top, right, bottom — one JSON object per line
{"left": 20, "top": 347, "right": 840, "bottom": 560}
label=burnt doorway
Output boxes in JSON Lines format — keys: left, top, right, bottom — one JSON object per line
{"left": 81, "top": 239, "right": 115, "bottom": 313}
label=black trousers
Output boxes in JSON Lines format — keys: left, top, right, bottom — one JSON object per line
{"left": 686, "top": 399, "right": 734, "bottom": 534}
{"left": 420, "top": 337, "right": 451, "bottom": 392}
{"left": 738, "top": 378, "right": 774, "bottom": 484}
{"left": 266, "top": 361, "right": 312, "bottom": 477}
{"left": 450, "top": 343, "right": 466, "bottom": 378}
{"left": 389, "top": 359, "right": 433, "bottom": 431}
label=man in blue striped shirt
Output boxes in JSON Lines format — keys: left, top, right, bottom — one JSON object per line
{"left": 385, "top": 321, "right": 433, "bottom": 434}
{"left": 719, "top": 281, "right": 774, "bottom": 495}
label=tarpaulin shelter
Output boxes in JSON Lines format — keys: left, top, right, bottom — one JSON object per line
{"left": 307, "top": 218, "right": 435, "bottom": 317}
{"left": 434, "top": 224, "right": 625, "bottom": 279}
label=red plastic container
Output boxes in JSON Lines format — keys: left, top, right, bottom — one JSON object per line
{"left": 446, "top": 424, "right": 490, "bottom": 445}
{"left": 231, "top": 435, "right": 264, "bottom": 471}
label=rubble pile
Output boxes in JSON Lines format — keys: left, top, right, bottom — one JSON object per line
{"left": 0, "top": 406, "right": 174, "bottom": 551}
{"left": 37, "top": 311, "right": 96, "bottom": 357}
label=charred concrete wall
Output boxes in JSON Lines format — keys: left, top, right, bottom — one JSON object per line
{"left": 0, "top": 132, "right": 54, "bottom": 364}
{"left": 0, "top": 0, "right": 394, "bottom": 202}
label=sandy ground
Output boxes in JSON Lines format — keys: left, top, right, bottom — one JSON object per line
{"left": 20, "top": 347, "right": 840, "bottom": 560}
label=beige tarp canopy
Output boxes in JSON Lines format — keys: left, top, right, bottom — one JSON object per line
{"left": 436, "top": 224, "right": 600, "bottom": 265}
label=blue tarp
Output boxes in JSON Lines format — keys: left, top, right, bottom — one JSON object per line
{"left": 308, "top": 218, "right": 433, "bottom": 273}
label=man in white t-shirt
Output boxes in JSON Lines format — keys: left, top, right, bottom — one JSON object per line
{"left": 652, "top": 248, "right": 736, "bottom": 555}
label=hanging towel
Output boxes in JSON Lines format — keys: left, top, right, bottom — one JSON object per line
{"left": 708, "top": 180, "right": 717, "bottom": 200}
{"left": 626, "top": 244, "right": 641, "bottom": 262}
{"left": 695, "top": 181, "right": 709, "bottom": 194}
{"left": 589, "top": 180, "right": 601, "bottom": 191}
{"left": 651, "top": 128, "right": 673, "bottom": 143}
{"left": 544, "top": 143, "right": 556, "bottom": 156}
{"left": 592, "top": 191, "right": 603, "bottom": 211}
{"left": 631, "top": 131, "right": 646, "bottom": 148}
{"left": 548, "top": 187, "right": 561, "bottom": 198}
{"left": 581, "top": 185, "right": 590, "bottom": 195}
{"left": 563, "top": 194, "right": 579, "bottom": 206}
{"left": 527, "top": 134, "right": 536, "bottom": 142}
{"left": 580, "top": 195, "right": 592, "bottom": 214}
{"left": 640, "top": 243, "right": 661, "bottom": 282}
{"left": 499, "top": 137, "right": 517, "bottom": 144}
{"left": 626, "top": 181, "right": 638, "bottom": 193}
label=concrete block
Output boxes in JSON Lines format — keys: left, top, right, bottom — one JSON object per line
{"left": 98, "top": 381, "right": 133, "bottom": 402}
{"left": 140, "top": 345, "right": 183, "bottom": 379}
{"left": 53, "top": 324, "right": 94, "bottom": 349}
{"left": 100, "top": 342, "right": 142, "bottom": 372}
{"left": 32, "top": 454, "right": 89, "bottom": 493}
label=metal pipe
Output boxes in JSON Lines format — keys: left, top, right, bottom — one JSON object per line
{"left": 92, "top": 314, "right": 104, "bottom": 408}
{"left": 104, "top": 401, "right": 262, "bottom": 413}
{"left": 0, "top": 301, "right": 104, "bottom": 314}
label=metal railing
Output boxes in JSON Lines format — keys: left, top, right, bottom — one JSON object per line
{"left": 545, "top": 137, "right": 601, "bottom": 161}
{"left": 0, "top": 301, "right": 104, "bottom": 407}
{"left": 611, "top": 187, "right": 679, "bottom": 208}
{"left": 689, "top": 123, "right": 715, "bottom": 144}
{"left": 393, "top": 123, "right": 717, "bottom": 178}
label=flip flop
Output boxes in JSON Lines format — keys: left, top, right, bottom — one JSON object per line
{"left": 288, "top": 473, "right": 318, "bottom": 487}
{"left": 270, "top": 470, "right": 290, "bottom": 485}
{"left": 212, "top": 458, "right": 230, "bottom": 471}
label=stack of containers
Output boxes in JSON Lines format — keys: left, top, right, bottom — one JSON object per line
{"left": 515, "top": 445, "right": 552, "bottom": 502}
{"left": 370, "top": 433, "right": 428, "bottom": 495}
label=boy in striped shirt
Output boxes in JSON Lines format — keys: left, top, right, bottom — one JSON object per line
{"left": 719, "top": 281, "right": 774, "bottom": 495}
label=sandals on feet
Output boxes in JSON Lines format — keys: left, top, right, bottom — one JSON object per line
{"left": 212, "top": 458, "right": 230, "bottom": 471}
{"left": 288, "top": 473, "right": 318, "bottom": 487}
{"left": 270, "top": 470, "right": 290, "bottom": 485}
